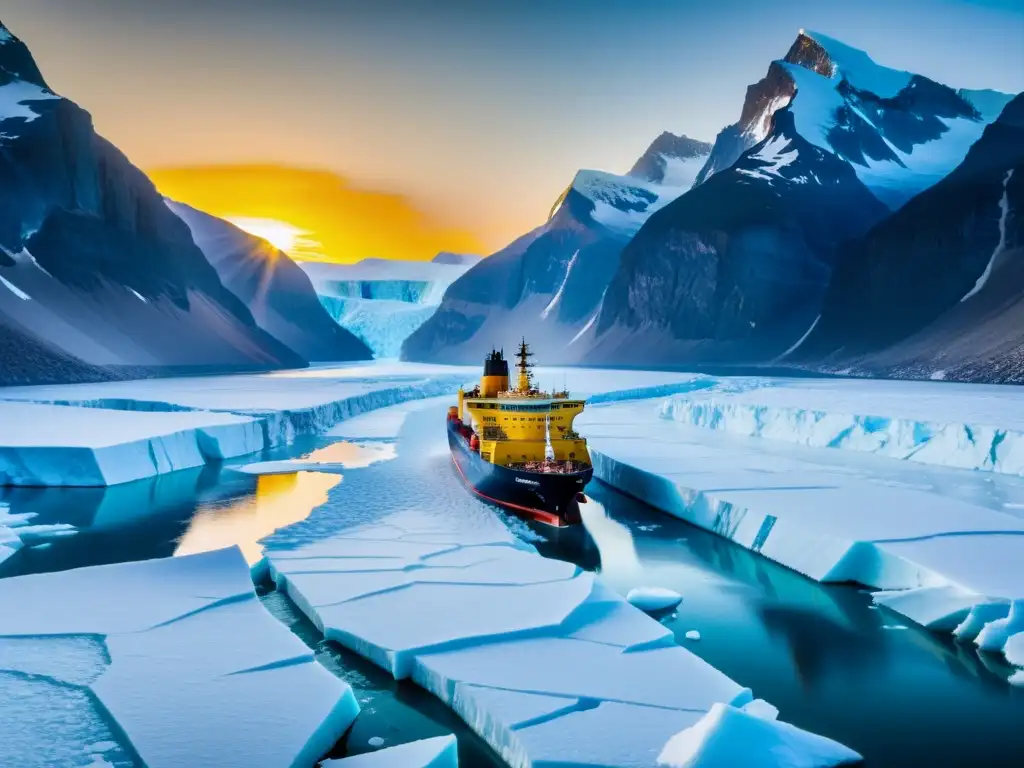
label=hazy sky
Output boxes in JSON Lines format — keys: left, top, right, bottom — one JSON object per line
{"left": 4, "top": 0, "right": 1023, "bottom": 257}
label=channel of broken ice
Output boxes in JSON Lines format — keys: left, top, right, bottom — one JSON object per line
{"left": 258, "top": 504, "right": 856, "bottom": 768}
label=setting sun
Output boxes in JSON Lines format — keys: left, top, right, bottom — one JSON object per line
{"left": 224, "top": 216, "right": 321, "bottom": 258}
{"left": 147, "top": 165, "right": 486, "bottom": 264}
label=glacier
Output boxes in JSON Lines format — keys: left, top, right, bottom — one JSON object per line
{"left": 0, "top": 547, "right": 359, "bottom": 768}
{"left": 301, "top": 258, "right": 477, "bottom": 358}
{"left": 321, "top": 735, "right": 458, "bottom": 767}
{"left": 578, "top": 375, "right": 1024, "bottom": 668}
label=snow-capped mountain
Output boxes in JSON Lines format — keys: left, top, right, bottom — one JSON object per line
{"left": 694, "top": 31, "right": 1013, "bottom": 209}
{"left": 401, "top": 135, "right": 710, "bottom": 364}
{"left": 629, "top": 132, "right": 712, "bottom": 186}
{"left": 582, "top": 106, "right": 889, "bottom": 366}
{"left": 301, "top": 256, "right": 477, "bottom": 357}
{"left": 166, "top": 202, "right": 372, "bottom": 363}
{"left": 786, "top": 91, "right": 1024, "bottom": 383}
{"left": 0, "top": 20, "right": 334, "bottom": 384}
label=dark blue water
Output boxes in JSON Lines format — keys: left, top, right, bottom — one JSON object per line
{"left": 3, "top": 408, "right": 1023, "bottom": 767}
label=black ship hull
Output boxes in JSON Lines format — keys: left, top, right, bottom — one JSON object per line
{"left": 448, "top": 420, "right": 592, "bottom": 527}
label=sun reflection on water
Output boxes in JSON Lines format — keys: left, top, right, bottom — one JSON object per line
{"left": 174, "top": 471, "right": 341, "bottom": 564}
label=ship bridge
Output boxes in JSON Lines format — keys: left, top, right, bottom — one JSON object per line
{"left": 457, "top": 341, "right": 590, "bottom": 467}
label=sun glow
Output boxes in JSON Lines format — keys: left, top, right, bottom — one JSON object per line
{"left": 224, "top": 216, "right": 322, "bottom": 258}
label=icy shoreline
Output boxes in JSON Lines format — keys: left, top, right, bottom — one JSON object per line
{"left": 0, "top": 371, "right": 469, "bottom": 487}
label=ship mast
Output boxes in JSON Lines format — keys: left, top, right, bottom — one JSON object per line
{"left": 515, "top": 337, "right": 534, "bottom": 393}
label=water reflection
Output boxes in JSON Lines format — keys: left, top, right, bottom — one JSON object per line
{"left": 300, "top": 440, "right": 397, "bottom": 469}
{"left": 0, "top": 436, "right": 379, "bottom": 577}
{"left": 174, "top": 472, "right": 341, "bottom": 564}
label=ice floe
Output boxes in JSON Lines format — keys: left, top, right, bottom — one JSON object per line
{"left": 0, "top": 547, "right": 358, "bottom": 768}
{"left": 581, "top": 395, "right": 1024, "bottom": 665}
{"left": 260, "top": 505, "right": 857, "bottom": 767}
{"left": 321, "top": 735, "right": 458, "bottom": 767}
{"left": 656, "top": 702, "right": 862, "bottom": 768}
{"left": 627, "top": 586, "right": 683, "bottom": 612}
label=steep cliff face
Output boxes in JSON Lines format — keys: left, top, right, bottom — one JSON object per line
{"left": 789, "top": 92, "right": 1024, "bottom": 382}
{"left": 167, "top": 202, "right": 372, "bottom": 363}
{"left": 694, "top": 61, "right": 797, "bottom": 187}
{"left": 401, "top": 190, "right": 628, "bottom": 363}
{"left": 0, "top": 20, "right": 313, "bottom": 384}
{"left": 586, "top": 108, "right": 889, "bottom": 365}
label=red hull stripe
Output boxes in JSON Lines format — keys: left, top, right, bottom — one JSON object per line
{"left": 450, "top": 456, "right": 567, "bottom": 528}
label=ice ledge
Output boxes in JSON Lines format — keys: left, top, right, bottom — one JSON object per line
{"left": 0, "top": 402, "right": 264, "bottom": 487}
{"left": 0, "top": 375, "right": 467, "bottom": 487}
{"left": 661, "top": 394, "right": 1024, "bottom": 476}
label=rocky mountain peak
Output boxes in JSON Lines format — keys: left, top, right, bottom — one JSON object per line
{"left": 629, "top": 132, "right": 713, "bottom": 186}
{"left": 783, "top": 31, "right": 836, "bottom": 79}
{"left": 0, "top": 19, "right": 50, "bottom": 89}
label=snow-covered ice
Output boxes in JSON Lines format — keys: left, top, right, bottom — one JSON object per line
{"left": 627, "top": 586, "right": 683, "bottom": 612}
{"left": 321, "top": 735, "right": 458, "bottom": 768}
{"left": 262, "top": 505, "right": 804, "bottom": 767}
{"left": 0, "top": 365, "right": 470, "bottom": 486}
{"left": 656, "top": 701, "right": 861, "bottom": 768}
{"left": 658, "top": 376, "right": 1024, "bottom": 476}
{"left": 580, "top": 390, "right": 1024, "bottom": 663}
{"left": 0, "top": 547, "right": 358, "bottom": 768}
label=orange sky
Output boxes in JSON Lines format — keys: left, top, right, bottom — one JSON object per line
{"left": 150, "top": 165, "right": 487, "bottom": 263}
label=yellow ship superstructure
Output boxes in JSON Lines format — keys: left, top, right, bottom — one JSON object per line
{"left": 457, "top": 339, "right": 590, "bottom": 470}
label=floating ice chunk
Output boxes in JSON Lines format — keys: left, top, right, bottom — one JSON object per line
{"left": 953, "top": 601, "right": 1010, "bottom": 642}
{"left": 685, "top": 630, "right": 702, "bottom": 641}
{"left": 656, "top": 702, "right": 862, "bottom": 768}
{"left": 234, "top": 460, "right": 346, "bottom": 475}
{"left": 322, "top": 735, "right": 458, "bottom": 767}
{"left": 627, "top": 586, "right": 683, "bottom": 612}
{"left": 975, "top": 600, "right": 1024, "bottom": 654}
{"left": 367, "top": 736, "right": 386, "bottom": 748}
